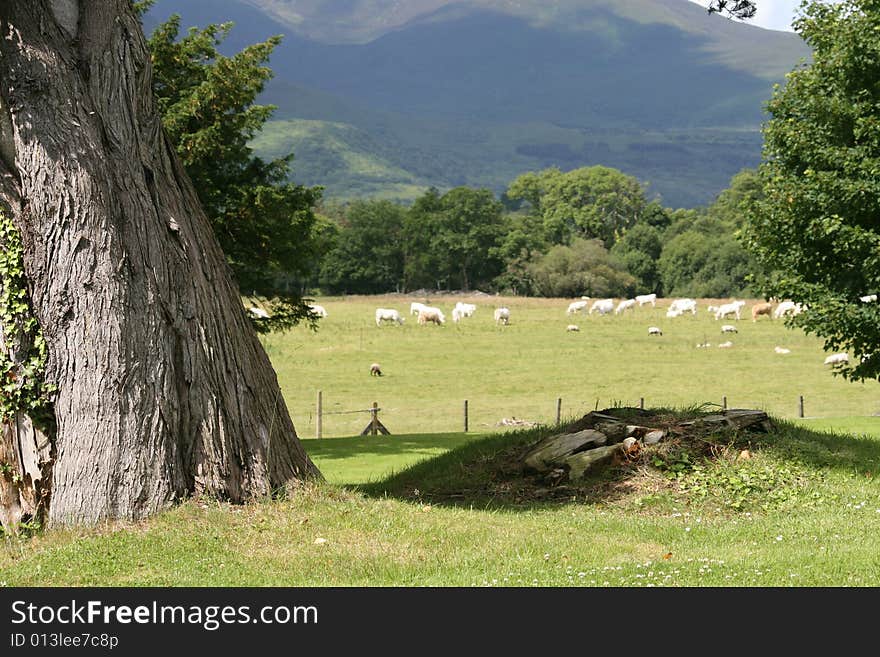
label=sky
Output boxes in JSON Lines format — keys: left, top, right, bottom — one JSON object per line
{"left": 687, "top": 0, "right": 808, "bottom": 32}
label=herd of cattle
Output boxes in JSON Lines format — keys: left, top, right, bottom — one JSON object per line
{"left": 248, "top": 294, "right": 859, "bottom": 366}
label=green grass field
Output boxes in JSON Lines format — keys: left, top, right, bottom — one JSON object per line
{"left": 4, "top": 295, "right": 880, "bottom": 587}
{"left": 264, "top": 295, "right": 880, "bottom": 439}
{"left": 4, "top": 415, "right": 880, "bottom": 586}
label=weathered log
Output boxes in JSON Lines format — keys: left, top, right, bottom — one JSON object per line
{"left": 564, "top": 444, "right": 624, "bottom": 480}
{"left": 523, "top": 429, "right": 607, "bottom": 472}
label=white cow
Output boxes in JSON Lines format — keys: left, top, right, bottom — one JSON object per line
{"left": 668, "top": 298, "right": 697, "bottom": 315}
{"left": 824, "top": 353, "right": 849, "bottom": 365}
{"left": 714, "top": 300, "right": 745, "bottom": 320}
{"left": 410, "top": 301, "right": 429, "bottom": 316}
{"left": 666, "top": 307, "right": 683, "bottom": 318}
{"left": 375, "top": 308, "right": 404, "bottom": 326}
{"left": 615, "top": 298, "right": 636, "bottom": 315}
{"left": 774, "top": 346, "right": 791, "bottom": 354}
{"left": 453, "top": 302, "right": 477, "bottom": 323}
{"left": 773, "top": 300, "right": 800, "bottom": 319}
{"left": 494, "top": 307, "right": 510, "bottom": 325}
{"left": 635, "top": 293, "right": 657, "bottom": 307}
{"left": 309, "top": 303, "right": 328, "bottom": 318}
{"left": 567, "top": 299, "right": 589, "bottom": 315}
{"left": 718, "top": 341, "right": 733, "bottom": 348}
{"left": 589, "top": 298, "right": 615, "bottom": 315}
{"left": 721, "top": 324, "right": 738, "bottom": 334}
{"left": 648, "top": 326, "right": 662, "bottom": 336}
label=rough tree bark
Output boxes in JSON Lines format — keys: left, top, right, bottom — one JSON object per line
{"left": 0, "top": 0, "right": 321, "bottom": 527}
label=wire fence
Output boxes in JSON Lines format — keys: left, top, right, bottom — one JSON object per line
{"left": 297, "top": 390, "right": 880, "bottom": 439}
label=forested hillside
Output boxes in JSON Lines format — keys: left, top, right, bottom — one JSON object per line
{"left": 144, "top": 0, "right": 810, "bottom": 207}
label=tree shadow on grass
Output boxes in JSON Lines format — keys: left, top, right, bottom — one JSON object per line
{"left": 351, "top": 411, "right": 880, "bottom": 513}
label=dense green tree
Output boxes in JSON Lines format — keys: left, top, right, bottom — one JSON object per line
{"left": 404, "top": 187, "right": 505, "bottom": 291}
{"left": 659, "top": 230, "right": 753, "bottom": 298}
{"left": 142, "top": 4, "right": 324, "bottom": 331}
{"left": 491, "top": 212, "right": 549, "bottom": 295}
{"left": 507, "top": 166, "right": 648, "bottom": 246}
{"left": 743, "top": 0, "right": 880, "bottom": 380}
{"left": 611, "top": 223, "right": 664, "bottom": 294}
{"left": 528, "top": 238, "right": 637, "bottom": 299}
{"left": 319, "top": 200, "right": 406, "bottom": 294}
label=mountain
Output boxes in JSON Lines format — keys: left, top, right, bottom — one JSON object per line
{"left": 144, "top": 0, "right": 811, "bottom": 208}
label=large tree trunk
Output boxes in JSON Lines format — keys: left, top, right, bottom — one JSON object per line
{"left": 0, "top": 0, "right": 320, "bottom": 527}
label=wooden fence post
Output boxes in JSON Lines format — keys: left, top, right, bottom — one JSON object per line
{"left": 371, "top": 401, "right": 379, "bottom": 436}
{"left": 799, "top": 395, "right": 804, "bottom": 418}
{"left": 722, "top": 395, "right": 728, "bottom": 411}
{"left": 556, "top": 397, "right": 562, "bottom": 425}
{"left": 464, "top": 400, "right": 469, "bottom": 433}
{"left": 316, "top": 390, "right": 323, "bottom": 439}
{"left": 639, "top": 397, "right": 645, "bottom": 410}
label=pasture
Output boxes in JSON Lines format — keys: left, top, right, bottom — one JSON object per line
{"left": 263, "top": 294, "right": 880, "bottom": 439}
{"left": 4, "top": 416, "right": 880, "bottom": 587}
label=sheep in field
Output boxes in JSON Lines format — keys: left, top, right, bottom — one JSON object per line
{"left": 418, "top": 308, "right": 445, "bottom": 325}
{"left": 370, "top": 363, "right": 383, "bottom": 376}
{"left": 566, "top": 324, "right": 580, "bottom": 332}
{"left": 494, "top": 307, "right": 510, "bottom": 325}
{"left": 648, "top": 326, "right": 662, "bottom": 336}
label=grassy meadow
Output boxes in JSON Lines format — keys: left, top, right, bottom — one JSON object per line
{"left": 4, "top": 294, "right": 880, "bottom": 587}
{"left": 263, "top": 294, "right": 880, "bottom": 440}
{"left": 4, "top": 416, "right": 880, "bottom": 587}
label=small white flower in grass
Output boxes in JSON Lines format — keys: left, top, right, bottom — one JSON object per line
{"left": 544, "top": 553, "right": 550, "bottom": 560}
{"left": 314, "top": 537, "right": 328, "bottom": 545}
{"left": 685, "top": 527, "right": 691, "bottom": 532}
{"left": 776, "top": 535, "right": 783, "bottom": 541}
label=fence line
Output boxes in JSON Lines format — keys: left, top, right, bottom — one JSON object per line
{"left": 303, "top": 391, "right": 852, "bottom": 438}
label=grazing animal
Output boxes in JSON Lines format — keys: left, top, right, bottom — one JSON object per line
{"left": 718, "top": 341, "right": 733, "bottom": 348}
{"left": 648, "top": 326, "right": 662, "bottom": 336}
{"left": 706, "top": 305, "right": 719, "bottom": 315}
{"left": 248, "top": 306, "right": 269, "bottom": 319}
{"left": 774, "top": 346, "right": 791, "bottom": 354}
{"left": 669, "top": 298, "right": 697, "bottom": 315}
{"left": 824, "top": 352, "right": 849, "bottom": 365}
{"left": 418, "top": 307, "right": 445, "bottom": 325}
{"left": 453, "top": 301, "right": 477, "bottom": 322}
{"left": 370, "top": 363, "right": 383, "bottom": 376}
{"left": 721, "top": 324, "right": 738, "bottom": 334}
{"left": 752, "top": 302, "right": 773, "bottom": 321}
{"left": 773, "top": 300, "right": 798, "bottom": 319}
{"left": 636, "top": 293, "right": 657, "bottom": 307}
{"left": 375, "top": 308, "right": 404, "bottom": 326}
{"left": 309, "top": 303, "right": 328, "bottom": 318}
{"left": 410, "top": 301, "right": 429, "bottom": 316}
{"left": 714, "top": 300, "right": 745, "bottom": 321}
{"left": 567, "top": 299, "right": 589, "bottom": 315}
{"left": 615, "top": 298, "right": 636, "bottom": 315}
{"left": 861, "top": 294, "right": 878, "bottom": 303}
{"left": 566, "top": 324, "right": 580, "bottom": 332}
{"left": 589, "top": 298, "right": 615, "bottom": 315}
{"left": 494, "top": 307, "right": 510, "bottom": 325}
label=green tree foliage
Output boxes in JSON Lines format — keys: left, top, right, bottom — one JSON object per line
{"left": 141, "top": 3, "right": 324, "bottom": 331}
{"left": 527, "top": 238, "right": 638, "bottom": 299}
{"left": 507, "top": 166, "right": 648, "bottom": 247}
{"left": 658, "top": 230, "right": 753, "bottom": 298}
{"left": 744, "top": 0, "right": 880, "bottom": 380}
{"left": 403, "top": 187, "right": 506, "bottom": 291}
{"left": 611, "top": 223, "right": 664, "bottom": 294}
{"left": 319, "top": 200, "right": 406, "bottom": 294}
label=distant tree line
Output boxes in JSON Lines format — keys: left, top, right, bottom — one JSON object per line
{"left": 309, "top": 165, "right": 764, "bottom": 299}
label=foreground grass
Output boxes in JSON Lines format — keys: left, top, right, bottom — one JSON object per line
{"left": 264, "top": 294, "right": 880, "bottom": 437}
{"left": 3, "top": 414, "right": 880, "bottom": 587}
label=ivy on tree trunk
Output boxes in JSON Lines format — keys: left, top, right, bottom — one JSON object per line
{"left": 0, "top": 0, "right": 320, "bottom": 528}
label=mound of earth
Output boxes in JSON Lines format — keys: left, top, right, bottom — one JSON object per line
{"left": 403, "top": 407, "right": 773, "bottom": 506}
